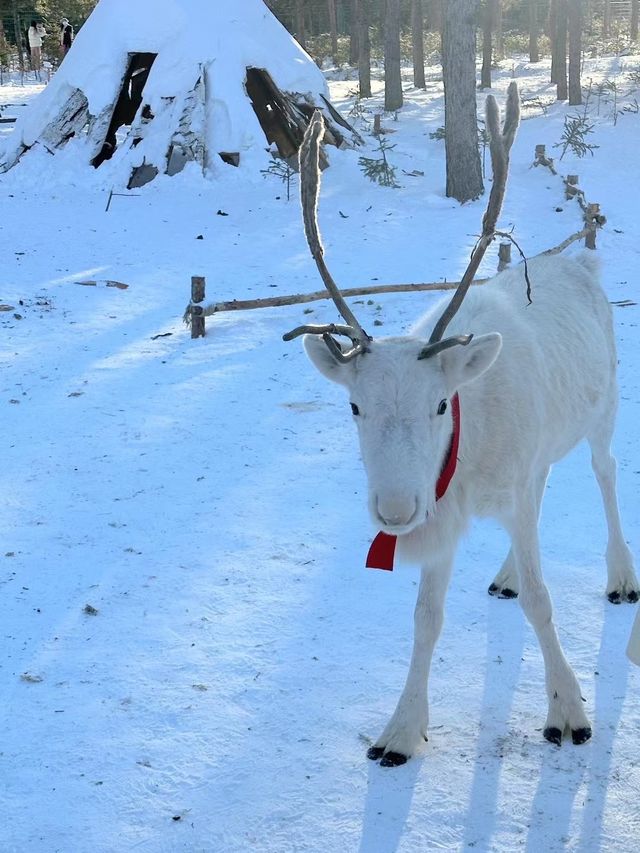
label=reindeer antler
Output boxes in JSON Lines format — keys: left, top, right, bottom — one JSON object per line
{"left": 282, "top": 111, "right": 371, "bottom": 363}
{"left": 418, "top": 82, "right": 520, "bottom": 360}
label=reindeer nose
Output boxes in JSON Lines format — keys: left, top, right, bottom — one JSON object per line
{"left": 376, "top": 495, "right": 418, "bottom": 529}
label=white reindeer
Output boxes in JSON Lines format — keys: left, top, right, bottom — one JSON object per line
{"left": 284, "top": 86, "right": 638, "bottom": 767}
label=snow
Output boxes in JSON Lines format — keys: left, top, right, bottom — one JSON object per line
{"left": 1, "top": 52, "right": 640, "bottom": 852}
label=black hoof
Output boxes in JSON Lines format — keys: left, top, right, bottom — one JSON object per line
{"left": 571, "top": 726, "right": 592, "bottom": 745}
{"left": 544, "top": 727, "right": 563, "bottom": 746}
{"left": 380, "top": 751, "right": 408, "bottom": 767}
{"left": 627, "top": 591, "right": 639, "bottom": 603}
{"left": 488, "top": 583, "right": 499, "bottom": 596}
{"left": 499, "top": 588, "right": 518, "bottom": 599}
{"left": 608, "top": 591, "right": 622, "bottom": 604}
{"left": 367, "top": 746, "right": 384, "bottom": 761}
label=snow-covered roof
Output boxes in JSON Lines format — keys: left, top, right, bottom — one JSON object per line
{"left": 1, "top": 0, "right": 333, "bottom": 179}
{"left": 52, "top": 0, "right": 328, "bottom": 114}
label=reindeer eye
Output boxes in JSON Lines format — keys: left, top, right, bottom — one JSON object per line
{"left": 350, "top": 403, "right": 360, "bottom": 416}
{"left": 437, "top": 399, "right": 448, "bottom": 415}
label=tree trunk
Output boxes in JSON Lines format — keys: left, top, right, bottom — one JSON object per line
{"left": 10, "top": 0, "right": 24, "bottom": 72}
{"left": 357, "top": 0, "right": 372, "bottom": 97}
{"left": 349, "top": 0, "right": 360, "bottom": 65}
{"left": 529, "top": 0, "right": 540, "bottom": 62}
{"left": 495, "top": 0, "right": 504, "bottom": 60}
{"left": 295, "top": 0, "right": 306, "bottom": 48}
{"left": 549, "top": 0, "right": 558, "bottom": 82}
{"left": 632, "top": 0, "right": 639, "bottom": 42}
{"left": 554, "top": 0, "right": 568, "bottom": 100}
{"left": 480, "top": 0, "right": 496, "bottom": 89}
{"left": 603, "top": 0, "right": 611, "bottom": 39}
{"left": 328, "top": 0, "right": 338, "bottom": 65}
{"left": 442, "top": 0, "right": 483, "bottom": 202}
{"left": 427, "top": 0, "right": 443, "bottom": 32}
{"left": 568, "top": 0, "right": 582, "bottom": 105}
{"left": 412, "top": 0, "right": 426, "bottom": 88}
{"left": 384, "top": 0, "right": 403, "bottom": 111}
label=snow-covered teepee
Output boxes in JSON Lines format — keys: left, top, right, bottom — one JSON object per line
{"left": 0, "top": 0, "right": 360, "bottom": 187}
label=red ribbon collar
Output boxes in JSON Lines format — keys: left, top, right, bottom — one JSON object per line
{"left": 366, "top": 392, "right": 460, "bottom": 571}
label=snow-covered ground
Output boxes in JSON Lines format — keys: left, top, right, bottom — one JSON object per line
{"left": 1, "top": 54, "right": 640, "bottom": 852}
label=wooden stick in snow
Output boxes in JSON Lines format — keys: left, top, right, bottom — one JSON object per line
{"left": 190, "top": 276, "right": 206, "bottom": 338}
{"left": 188, "top": 279, "right": 489, "bottom": 322}
{"left": 536, "top": 228, "right": 591, "bottom": 257}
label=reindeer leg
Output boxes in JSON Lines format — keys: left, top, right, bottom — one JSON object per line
{"left": 489, "top": 467, "right": 550, "bottom": 599}
{"left": 368, "top": 552, "right": 454, "bottom": 766}
{"left": 507, "top": 483, "right": 591, "bottom": 745}
{"left": 588, "top": 419, "right": 639, "bottom": 603}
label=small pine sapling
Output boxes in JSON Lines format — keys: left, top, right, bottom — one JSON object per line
{"left": 261, "top": 156, "right": 297, "bottom": 201}
{"left": 358, "top": 137, "right": 400, "bottom": 188}
{"left": 553, "top": 114, "right": 599, "bottom": 160}
{"left": 347, "top": 89, "right": 372, "bottom": 131}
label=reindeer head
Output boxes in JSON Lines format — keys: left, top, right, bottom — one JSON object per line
{"left": 284, "top": 87, "right": 519, "bottom": 534}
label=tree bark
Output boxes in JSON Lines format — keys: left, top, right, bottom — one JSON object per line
{"left": 357, "top": 0, "right": 372, "bottom": 97}
{"left": 549, "top": 0, "right": 558, "bottom": 82}
{"left": 631, "top": 0, "right": 639, "bottom": 42}
{"left": 480, "top": 0, "right": 497, "bottom": 89}
{"left": 10, "top": 0, "right": 24, "bottom": 72}
{"left": 495, "top": 0, "right": 504, "bottom": 60}
{"left": 328, "top": 0, "right": 338, "bottom": 65}
{"left": 603, "top": 0, "right": 611, "bottom": 39}
{"left": 412, "top": 0, "right": 426, "bottom": 88}
{"left": 568, "top": 0, "right": 582, "bottom": 105}
{"left": 295, "top": 0, "right": 306, "bottom": 48}
{"left": 384, "top": 0, "right": 403, "bottom": 111}
{"left": 349, "top": 0, "right": 360, "bottom": 65}
{"left": 554, "top": 0, "right": 568, "bottom": 100}
{"left": 427, "top": 0, "right": 443, "bottom": 32}
{"left": 529, "top": 0, "right": 540, "bottom": 62}
{"left": 442, "top": 0, "right": 483, "bottom": 202}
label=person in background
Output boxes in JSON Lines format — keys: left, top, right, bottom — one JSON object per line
{"left": 60, "top": 18, "right": 74, "bottom": 57}
{"left": 28, "top": 20, "right": 47, "bottom": 75}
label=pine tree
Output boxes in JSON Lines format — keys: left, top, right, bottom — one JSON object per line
{"left": 442, "top": 0, "right": 483, "bottom": 202}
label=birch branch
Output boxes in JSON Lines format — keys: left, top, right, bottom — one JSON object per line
{"left": 184, "top": 279, "right": 489, "bottom": 323}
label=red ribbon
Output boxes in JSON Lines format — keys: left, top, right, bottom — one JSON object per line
{"left": 366, "top": 393, "right": 460, "bottom": 571}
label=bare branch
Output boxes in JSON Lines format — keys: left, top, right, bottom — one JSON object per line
{"left": 536, "top": 227, "right": 590, "bottom": 257}
{"left": 184, "top": 279, "right": 489, "bottom": 326}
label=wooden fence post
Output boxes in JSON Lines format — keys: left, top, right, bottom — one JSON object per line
{"left": 565, "top": 174, "right": 579, "bottom": 200}
{"left": 497, "top": 241, "right": 512, "bottom": 271}
{"left": 533, "top": 143, "right": 557, "bottom": 175}
{"left": 191, "top": 275, "right": 206, "bottom": 338}
{"left": 584, "top": 203, "right": 600, "bottom": 250}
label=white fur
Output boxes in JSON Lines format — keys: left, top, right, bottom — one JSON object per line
{"left": 304, "top": 253, "right": 637, "bottom": 761}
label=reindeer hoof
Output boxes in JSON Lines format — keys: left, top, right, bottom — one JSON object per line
{"left": 571, "top": 726, "right": 592, "bottom": 745}
{"left": 380, "top": 751, "right": 408, "bottom": 767}
{"left": 499, "top": 588, "right": 518, "bottom": 599}
{"left": 488, "top": 584, "right": 518, "bottom": 598}
{"left": 627, "top": 591, "right": 639, "bottom": 603}
{"left": 543, "top": 727, "right": 563, "bottom": 746}
{"left": 367, "top": 746, "right": 385, "bottom": 761}
{"left": 608, "top": 591, "right": 622, "bottom": 604}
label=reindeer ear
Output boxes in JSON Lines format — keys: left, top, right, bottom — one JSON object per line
{"left": 439, "top": 333, "right": 502, "bottom": 390}
{"left": 303, "top": 335, "right": 353, "bottom": 385}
